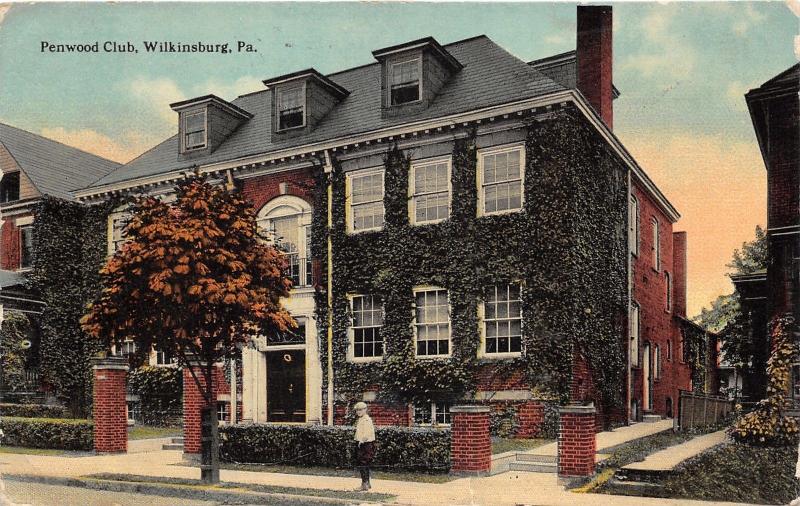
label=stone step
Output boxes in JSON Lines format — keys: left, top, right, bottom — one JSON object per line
{"left": 516, "top": 453, "right": 557, "bottom": 464}
{"left": 171, "top": 437, "right": 184, "bottom": 444}
{"left": 161, "top": 443, "right": 184, "bottom": 451}
{"left": 508, "top": 460, "right": 558, "bottom": 473}
{"left": 603, "top": 477, "right": 666, "bottom": 497}
{"left": 642, "top": 414, "right": 662, "bottom": 423}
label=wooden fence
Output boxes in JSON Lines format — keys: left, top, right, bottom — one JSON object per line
{"left": 678, "top": 390, "right": 734, "bottom": 430}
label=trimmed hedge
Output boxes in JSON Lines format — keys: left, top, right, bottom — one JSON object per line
{"left": 0, "top": 403, "right": 71, "bottom": 419}
{"left": 0, "top": 416, "right": 93, "bottom": 451}
{"left": 220, "top": 424, "right": 450, "bottom": 473}
{"left": 127, "top": 366, "right": 182, "bottom": 427}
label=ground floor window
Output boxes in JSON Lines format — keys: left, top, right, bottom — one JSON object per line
{"left": 413, "top": 401, "right": 451, "bottom": 426}
{"left": 217, "top": 401, "right": 231, "bottom": 423}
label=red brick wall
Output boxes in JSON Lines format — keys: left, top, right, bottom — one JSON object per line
{"left": 1, "top": 217, "right": 21, "bottom": 270}
{"left": 93, "top": 362, "right": 128, "bottom": 453}
{"left": 332, "top": 402, "right": 410, "bottom": 426}
{"left": 558, "top": 407, "right": 596, "bottom": 477}
{"left": 450, "top": 408, "right": 491, "bottom": 475}
{"left": 475, "top": 364, "right": 527, "bottom": 391}
{"left": 240, "top": 167, "right": 316, "bottom": 213}
{"left": 765, "top": 98, "right": 799, "bottom": 230}
{"left": 631, "top": 182, "right": 692, "bottom": 418}
{"left": 515, "top": 401, "right": 544, "bottom": 438}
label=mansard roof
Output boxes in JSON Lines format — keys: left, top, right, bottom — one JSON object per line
{"left": 0, "top": 122, "right": 120, "bottom": 200}
{"left": 89, "top": 35, "right": 566, "bottom": 189}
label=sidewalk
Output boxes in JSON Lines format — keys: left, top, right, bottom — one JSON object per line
{"left": 624, "top": 429, "right": 728, "bottom": 472}
{"left": 0, "top": 443, "right": 754, "bottom": 506}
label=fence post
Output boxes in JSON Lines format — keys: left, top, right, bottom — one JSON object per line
{"left": 449, "top": 405, "right": 491, "bottom": 476}
{"left": 702, "top": 396, "right": 709, "bottom": 427}
{"left": 92, "top": 356, "right": 129, "bottom": 453}
{"left": 557, "top": 404, "right": 596, "bottom": 478}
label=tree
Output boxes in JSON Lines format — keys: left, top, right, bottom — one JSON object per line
{"left": 81, "top": 178, "right": 294, "bottom": 483}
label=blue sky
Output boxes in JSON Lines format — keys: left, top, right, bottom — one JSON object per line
{"left": 0, "top": 2, "right": 796, "bottom": 314}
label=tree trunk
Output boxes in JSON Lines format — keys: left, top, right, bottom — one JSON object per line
{"left": 200, "top": 403, "right": 220, "bottom": 484}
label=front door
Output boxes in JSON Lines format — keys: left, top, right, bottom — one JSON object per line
{"left": 267, "top": 350, "right": 306, "bottom": 422}
{"left": 642, "top": 343, "right": 652, "bottom": 411}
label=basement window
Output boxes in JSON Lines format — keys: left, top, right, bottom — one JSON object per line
{"left": 277, "top": 86, "right": 305, "bottom": 130}
{"left": 389, "top": 58, "right": 421, "bottom": 105}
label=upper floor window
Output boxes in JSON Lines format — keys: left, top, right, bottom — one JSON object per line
{"left": 277, "top": 86, "right": 305, "bottom": 130}
{"left": 257, "top": 196, "right": 313, "bottom": 288}
{"left": 651, "top": 217, "right": 660, "bottom": 271}
{"left": 482, "top": 284, "right": 522, "bottom": 357}
{"left": 413, "top": 287, "right": 450, "bottom": 358}
{"left": 630, "top": 302, "right": 640, "bottom": 367}
{"left": 667, "top": 340, "right": 673, "bottom": 362}
{"left": 654, "top": 345, "right": 661, "bottom": 379}
{"left": 478, "top": 145, "right": 524, "bottom": 216}
{"left": 389, "top": 58, "right": 421, "bottom": 105}
{"left": 410, "top": 158, "right": 450, "bottom": 225}
{"left": 349, "top": 294, "right": 384, "bottom": 361}
{"left": 0, "top": 172, "right": 20, "bottom": 203}
{"left": 629, "top": 195, "right": 639, "bottom": 255}
{"left": 347, "top": 169, "right": 384, "bottom": 233}
{"left": 19, "top": 225, "right": 33, "bottom": 270}
{"left": 182, "top": 110, "right": 207, "bottom": 151}
{"left": 109, "top": 213, "right": 131, "bottom": 255}
{"left": 665, "top": 271, "right": 672, "bottom": 312}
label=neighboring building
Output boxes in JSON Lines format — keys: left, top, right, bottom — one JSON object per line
{"left": 732, "top": 64, "right": 800, "bottom": 402}
{"left": 0, "top": 122, "right": 120, "bottom": 399}
{"left": 77, "top": 6, "right": 700, "bottom": 429}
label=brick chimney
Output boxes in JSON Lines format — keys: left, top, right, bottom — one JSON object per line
{"left": 576, "top": 6, "right": 613, "bottom": 129}
{"left": 672, "top": 231, "right": 688, "bottom": 318}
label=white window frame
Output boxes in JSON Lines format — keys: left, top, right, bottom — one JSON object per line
{"left": 476, "top": 143, "right": 525, "bottom": 217}
{"left": 347, "top": 293, "right": 384, "bottom": 363}
{"left": 413, "top": 401, "right": 452, "bottom": 427}
{"left": 478, "top": 284, "right": 523, "bottom": 359}
{"left": 412, "top": 285, "right": 452, "bottom": 359}
{"left": 629, "top": 195, "right": 639, "bottom": 256}
{"left": 276, "top": 83, "right": 306, "bottom": 131}
{"left": 388, "top": 57, "right": 423, "bottom": 107}
{"left": 107, "top": 211, "right": 131, "bottom": 256}
{"left": 630, "top": 302, "right": 640, "bottom": 367}
{"left": 346, "top": 168, "right": 385, "bottom": 234}
{"left": 409, "top": 157, "right": 452, "bottom": 226}
{"left": 651, "top": 217, "right": 660, "bottom": 271}
{"left": 182, "top": 109, "right": 207, "bottom": 152}
{"left": 18, "top": 225, "right": 33, "bottom": 271}
{"left": 257, "top": 196, "right": 314, "bottom": 288}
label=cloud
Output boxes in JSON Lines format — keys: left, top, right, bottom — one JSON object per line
{"left": 40, "top": 127, "right": 154, "bottom": 163}
{"left": 726, "top": 80, "right": 758, "bottom": 111}
{"left": 196, "top": 76, "right": 263, "bottom": 100}
{"left": 621, "top": 131, "right": 766, "bottom": 317}
{"left": 129, "top": 76, "right": 186, "bottom": 125}
{"left": 732, "top": 3, "right": 767, "bottom": 36}
{"left": 0, "top": 4, "right": 10, "bottom": 26}
{"left": 789, "top": 0, "right": 800, "bottom": 17}
{"left": 795, "top": 35, "right": 800, "bottom": 59}
{"left": 622, "top": 6, "right": 696, "bottom": 81}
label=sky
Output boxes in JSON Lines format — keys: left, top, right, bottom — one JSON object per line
{"left": 0, "top": 2, "right": 796, "bottom": 316}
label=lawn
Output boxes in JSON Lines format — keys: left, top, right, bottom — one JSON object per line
{"left": 0, "top": 446, "right": 66, "bottom": 456}
{"left": 190, "top": 462, "right": 455, "bottom": 483}
{"left": 491, "top": 437, "right": 552, "bottom": 454}
{"left": 128, "top": 425, "right": 181, "bottom": 440}
{"left": 662, "top": 441, "right": 799, "bottom": 505}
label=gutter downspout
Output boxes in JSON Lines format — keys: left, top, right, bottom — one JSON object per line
{"left": 323, "top": 150, "right": 334, "bottom": 425}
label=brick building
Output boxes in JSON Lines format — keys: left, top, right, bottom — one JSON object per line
{"left": 731, "top": 64, "right": 800, "bottom": 401}
{"left": 76, "top": 6, "right": 702, "bottom": 430}
{"left": 0, "top": 122, "right": 119, "bottom": 398}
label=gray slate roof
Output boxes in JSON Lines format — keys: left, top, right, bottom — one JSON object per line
{"left": 92, "top": 35, "right": 567, "bottom": 188}
{"left": 0, "top": 123, "right": 121, "bottom": 200}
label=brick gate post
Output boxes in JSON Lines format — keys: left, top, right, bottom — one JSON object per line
{"left": 92, "top": 356, "right": 129, "bottom": 453}
{"left": 182, "top": 358, "right": 219, "bottom": 456}
{"left": 557, "top": 404, "right": 596, "bottom": 477}
{"left": 449, "top": 405, "right": 491, "bottom": 475}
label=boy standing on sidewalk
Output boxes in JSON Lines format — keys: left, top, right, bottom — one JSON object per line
{"left": 353, "top": 402, "right": 375, "bottom": 491}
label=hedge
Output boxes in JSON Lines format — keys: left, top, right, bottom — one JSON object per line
{"left": 0, "top": 417, "right": 93, "bottom": 451}
{"left": 0, "top": 403, "right": 71, "bottom": 419}
{"left": 127, "top": 366, "right": 182, "bottom": 427}
{"left": 220, "top": 424, "right": 450, "bottom": 473}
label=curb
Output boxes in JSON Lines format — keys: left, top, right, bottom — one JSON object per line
{"left": 2, "top": 473, "right": 388, "bottom": 505}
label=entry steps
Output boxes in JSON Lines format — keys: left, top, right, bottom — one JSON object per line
{"left": 491, "top": 451, "right": 557, "bottom": 475}
{"left": 162, "top": 436, "right": 184, "bottom": 451}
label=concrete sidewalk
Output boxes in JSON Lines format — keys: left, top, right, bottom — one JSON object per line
{"left": 0, "top": 442, "right": 753, "bottom": 506}
{"left": 624, "top": 429, "right": 728, "bottom": 472}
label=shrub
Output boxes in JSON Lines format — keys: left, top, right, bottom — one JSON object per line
{"left": 664, "top": 442, "right": 799, "bottom": 505}
{"left": 0, "top": 416, "right": 93, "bottom": 450}
{"left": 220, "top": 424, "right": 450, "bottom": 473}
{"left": 490, "top": 405, "right": 518, "bottom": 438}
{"left": 730, "top": 315, "right": 798, "bottom": 446}
{"left": 0, "top": 403, "right": 70, "bottom": 419}
{"left": 127, "top": 366, "right": 182, "bottom": 426}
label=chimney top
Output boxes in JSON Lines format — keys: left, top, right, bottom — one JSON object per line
{"left": 576, "top": 6, "right": 614, "bottom": 129}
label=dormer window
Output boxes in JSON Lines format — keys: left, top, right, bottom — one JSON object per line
{"left": 0, "top": 172, "right": 20, "bottom": 203}
{"left": 277, "top": 86, "right": 305, "bottom": 130}
{"left": 183, "top": 110, "right": 207, "bottom": 151}
{"left": 390, "top": 58, "right": 421, "bottom": 105}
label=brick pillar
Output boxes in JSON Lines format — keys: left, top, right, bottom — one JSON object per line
{"left": 450, "top": 405, "right": 491, "bottom": 476}
{"left": 515, "top": 401, "right": 544, "bottom": 438}
{"left": 183, "top": 361, "right": 219, "bottom": 455}
{"left": 92, "top": 356, "right": 129, "bottom": 453}
{"left": 558, "top": 404, "right": 596, "bottom": 477}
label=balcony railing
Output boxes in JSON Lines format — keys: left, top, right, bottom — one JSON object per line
{"left": 284, "top": 253, "right": 313, "bottom": 288}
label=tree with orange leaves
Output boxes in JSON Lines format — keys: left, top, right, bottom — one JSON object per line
{"left": 81, "top": 177, "right": 294, "bottom": 483}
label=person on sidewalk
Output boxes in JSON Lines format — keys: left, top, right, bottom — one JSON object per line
{"left": 353, "top": 401, "right": 376, "bottom": 491}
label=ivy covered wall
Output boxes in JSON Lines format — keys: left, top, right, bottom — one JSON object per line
{"left": 29, "top": 196, "right": 117, "bottom": 416}
{"left": 316, "top": 107, "right": 628, "bottom": 413}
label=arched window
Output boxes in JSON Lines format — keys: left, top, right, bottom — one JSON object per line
{"left": 257, "top": 195, "right": 313, "bottom": 287}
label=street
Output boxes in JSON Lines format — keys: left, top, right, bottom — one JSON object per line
{"left": 1, "top": 479, "right": 216, "bottom": 506}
